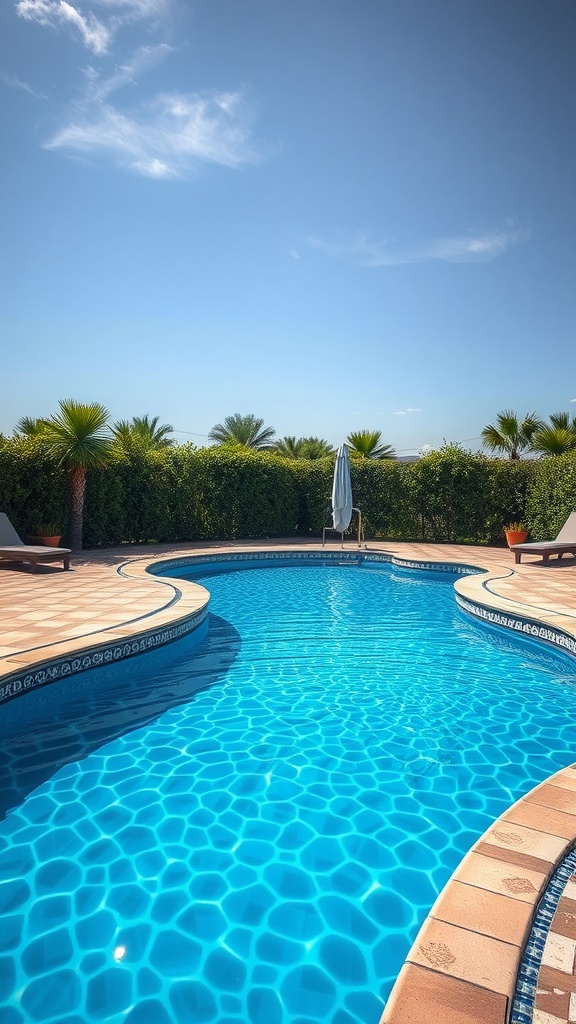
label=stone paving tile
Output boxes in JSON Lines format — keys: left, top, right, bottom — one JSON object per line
{"left": 431, "top": 881, "right": 534, "bottom": 947}
{"left": 409, "top": 917, "right": 519, "bottom": 995}
{"left": 534, "top": 878, "right": 576, "bottom": 1024}
{"left": 381, "top": 963, "right": 508, "bottom": 1024}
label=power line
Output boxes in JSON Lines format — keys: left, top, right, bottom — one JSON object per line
{"left": 172, "top": 429, "right": 485, "bottom": 453}
{"left": 393, "top": 435, "right": 483, "bottom": 454}
{"left": 172, "top": 429, "right": 212, "bottom": 438}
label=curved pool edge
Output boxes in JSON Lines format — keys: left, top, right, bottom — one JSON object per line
{"left": 3, "top": 541, "right": 575, "bottom": 708}
{"left": 1, "top": 540, "right": 575, "bottom": 1024}
{"left": 0, "top": 561, "right": 211, "bottom": 705}
{"left": 380, "top": 764, "right": 576, "bottom": 1024}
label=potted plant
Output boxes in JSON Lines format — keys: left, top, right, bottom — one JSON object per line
{"left": 29, "top": 523, "right": 64, "bottom": 547}
{"left": 503, "top": 522, "right": 528, "bottom": 547}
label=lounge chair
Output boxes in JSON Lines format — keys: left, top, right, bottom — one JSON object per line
{"left": 510, "top": 512, "right": 576, "bottom": 565}
{"left": 0, "top": 512, "right": 71, "bottom": 571}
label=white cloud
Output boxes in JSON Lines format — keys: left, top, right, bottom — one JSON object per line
{"left": 16, "top": 0, "right": 111, "bottom": 54}
{"left": 393, "top": 408, "right": 422, "bottom": 415}
{"left": 16, "top": 0, "right": 171, "bottom": 54}
{"left": 15, "top": 0, "right": 266, "bottom": 181}
{"left": 289, "top": 249, "right": 300, "bottom": 260}
{"left": 0, "top": 69, "right": 47, "bottom": 98}
{"left": 83, "top": 43, "right": 173, "bottom": 100}
{"left": 307, "top": 225, "right": 529, "bottom": 267}
{"left": 44, "top": 88, "right": 262, "bottom": 178}
{"left": 95, "top": 0, "right": 170, "bottom": 15}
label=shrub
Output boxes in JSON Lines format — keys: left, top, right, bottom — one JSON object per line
{"left": 525, "top": 452, "right": 576, "bottom": 539}
{"left": 4, "top": 436, "right": 566, "bottom": 548}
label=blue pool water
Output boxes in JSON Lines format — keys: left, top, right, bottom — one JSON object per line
{"left": 1, "top": 559, "right": 576, "bottom": 1024}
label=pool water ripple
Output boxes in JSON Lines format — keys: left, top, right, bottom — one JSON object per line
{"left": 0, "top": 562, "right": 575, "bottom": 1024}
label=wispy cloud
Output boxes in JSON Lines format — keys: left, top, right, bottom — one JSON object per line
{"left": 307, "top": 224, "right": 529, "bottom": 267}
{"left": 289, "top": 249, "right": 300, "bottom": 260}
{"left": 16, "top": 0, "right": 111, "bottom": 54}
{"left": 0, "top": 69, "right": 47, "bottom": 98}
{"left": 45, "top": 86, "right": 262, "bottom": 178}
{"left": 14, "top": 0, "right": 266, "bottom": 180}
{"left": 95, "top": 0, "right": 169, "bottom": 13}
{"left": 393, "top": 408, "right": 422, "bottom": 416}
{"left": 82, "top": 43, "right": 173, "bottom": 100}
{"left": 15, "top": 0, "right": 171, "bottom": 54}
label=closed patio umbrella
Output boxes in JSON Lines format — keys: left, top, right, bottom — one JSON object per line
{"left": 331, "top": 443, "right": 353, "bottom": 534}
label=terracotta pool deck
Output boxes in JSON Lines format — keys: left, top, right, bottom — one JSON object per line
{"left": 1, "top": 538, "right": 575, "bottom": 1024}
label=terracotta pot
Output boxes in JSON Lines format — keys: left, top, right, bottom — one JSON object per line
{"left": 33, "top": 535, "right": 62, "bottom": 547}
{"left": 505, "top": 530, "right": 528, "bottom": 548}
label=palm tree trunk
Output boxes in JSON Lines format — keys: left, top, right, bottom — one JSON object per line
{"left": 68, "top": 467, "right": 86, "bottom": 550}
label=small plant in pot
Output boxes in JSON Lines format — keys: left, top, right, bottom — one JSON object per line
{"left": 503, "top": 522, "right": 528, "bottom": 547}
{"left": 29, "top": 523, "right": 64, "bottom": 547}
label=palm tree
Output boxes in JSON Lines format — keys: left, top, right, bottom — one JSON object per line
{"left": 272, "top": 436, "right": 302, "bottom": 458}
{"left": 14, "top": 416, "right": 49, "bottom": 437}
{"left": 209, "top": 413, "right": 276, "bottom": 450}
{"left": 299, "top": 437, "right": 335, "bottom": 460}
{"left": 481, "top": 409, "right": 544, "bottom": 459}
{"left": 530, "top": 412, "right": 576, "bottom": 455}
{"left": 40, "top": 400, "right": 114, "bottom": 550}
{"left": 112, "top": 414, "right": 175, "bottom": 452}
{"left": 549, "top": 412, "right": 576, "bottom": 431}
{"left": 272, "top": 436, "right": 335, "bottom": 459}
{"left": 346, "top": 430, "right": 396, "bottom": 459}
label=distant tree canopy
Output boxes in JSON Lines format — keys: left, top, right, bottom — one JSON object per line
{"left": 208, "top": 413, "right": 276, "bottom": 450}
{"left": 112, "top": 414, "right": 175, "bottom": 452}
{"left": 14, "top": 415, "right": 49, "bottom": 437}
{"left": 481, "top": 410, "right": 544, "bottom": 459}
{"left": 346, "top": 430, "right": 396, "bottom": 460}
{"left": 530, "top": 412, "right": 576, "bottom": 455}
{"left": 482, "top": 409, "right": 576, "bottom": 458}
{"left": 272, "top": 436, "right": 335, "bottom": 460}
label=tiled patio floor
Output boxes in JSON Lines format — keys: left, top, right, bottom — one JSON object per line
{"left": 1, "top": 538, "right": 575, "bottom": 1024}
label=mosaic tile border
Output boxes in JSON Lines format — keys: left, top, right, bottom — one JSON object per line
{"left": 455, "top": 593, "right": 576, "bottom": 660}
{"left": 0, "top": 577, "right": 184, "bottom": 668}
{"left": 151, "top": 549, "right": 482, "bottom": 576}
{"left": 511, "top": 844, "right": 576, "bottom": 1024}
{"left": 0, "top": 606, "right": 208, "bottom": 706}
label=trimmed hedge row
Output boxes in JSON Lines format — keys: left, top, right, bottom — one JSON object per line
{"left": 1, "top": 437, "right": 574, "bottom": 548}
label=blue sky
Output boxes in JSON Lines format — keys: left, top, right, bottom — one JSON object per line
{"left": 2, "top": 0, "right": 575, "bottom": 454}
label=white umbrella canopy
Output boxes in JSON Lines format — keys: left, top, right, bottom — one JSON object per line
{"left": 331, "top": 443, "right": 353, "bottom": 533}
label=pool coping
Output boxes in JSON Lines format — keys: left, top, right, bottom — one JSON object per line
{"left": 1, "top": 540, "right": 575, "bottom": 1024}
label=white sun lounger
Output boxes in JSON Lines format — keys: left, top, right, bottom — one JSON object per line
{"left": 510, "top": 512, "right": 576, "bottom": 565}
{"left": 0, "top": 512, "right": 71, "bottom": 571}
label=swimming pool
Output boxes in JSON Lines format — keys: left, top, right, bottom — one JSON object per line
{"left": 1, "top": 557, "right": 575, "bottom": 1024}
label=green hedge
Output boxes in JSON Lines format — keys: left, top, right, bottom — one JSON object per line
{"left": 1, "top": 436, "right": 574, "bottom": 547}
{"left": 0, "top": 438, "right": 68, "bottom": 540}
{"left": 525, "top": 452, "right": 576, "bottom": 539}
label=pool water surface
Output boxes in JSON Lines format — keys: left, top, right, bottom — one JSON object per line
{"left": 1, "top": 560, "right": 575, "bottom": 1024}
